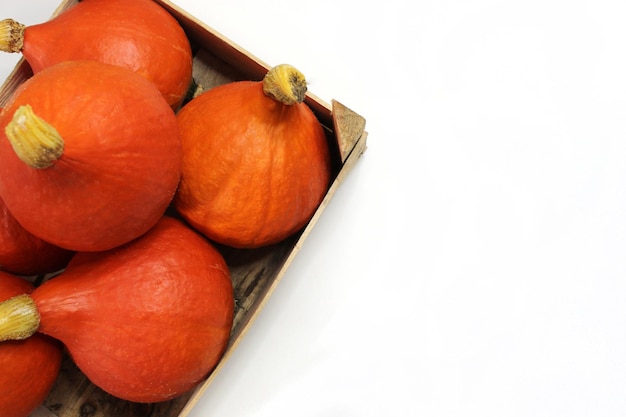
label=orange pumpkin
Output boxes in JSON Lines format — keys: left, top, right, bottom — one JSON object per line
{"left": 0, "top": 272, "right": 62, "bottom": 417}
{"left": 0, "top": 0, "right": 192, "bottom": 108}
{"left": 0, "top": 216, "right": 233, "bottom": 403}
{"left": 174, "top": 64, "right": 332, "bottom": 248}
{"left": 0, "top": 194, "right": 73, "bottom": 276}
{"left": 0, "top": 60, "right": 182, "bottom": 252}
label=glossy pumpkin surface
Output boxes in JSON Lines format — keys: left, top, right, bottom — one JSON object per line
{"left": 0, "top": 272, "right": 62, "bottom": 417}
{"left": 31, "top": 216, "right": 233, "bottom": 403}
{"left": 0, "top": 60, "right": 182, "bottom": 252}
{"left": 174, "top": 65, "right": 332, "bottom": 248}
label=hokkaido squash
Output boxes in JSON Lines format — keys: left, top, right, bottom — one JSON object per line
{"left": 173, "top": 64, "right": 332, "bottom": 248}
{"left": 0, "top": 0, "right": 193, "bottom": 109}
{"left": 0, "top": 194, "right": 73, "bottom": 276}
{"left": 0, "top": 60, "right": 182, "bottom": 252}
{"left": 0, "top": 216, "right": 233, "bottom": 403}
{"left": 0, "top": 272, "right": 62, "bottom": 417}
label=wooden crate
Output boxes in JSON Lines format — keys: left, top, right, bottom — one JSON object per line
{"left": 0, "top": 1, "right": 367, "bottom": 416}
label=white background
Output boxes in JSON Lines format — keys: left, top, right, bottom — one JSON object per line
{"left": 3, "top": 1, "right": 626, "bottom": 416}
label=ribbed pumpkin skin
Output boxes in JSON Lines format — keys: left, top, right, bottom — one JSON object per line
{"left": 0, "top": 272, "right": 63, "bottom": 417}
{"left": 0, "top": 60, "right": 182, "bottom": 252}
{"left": 173, "top": 81, "right": 331, "bottom": 248}
{"left": 22, "top": 0, "right": 192, "bottom": 108}
{"left": 0, "top": 195, "right": 73, "bottom": 276}
{"left": 31, "top": 216, "right": 234, "bottom": 403}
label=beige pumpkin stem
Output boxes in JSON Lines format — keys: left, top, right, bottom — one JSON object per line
{"left": 0, "top": 294, "right": 40, "bottom": 342}
{"left": 0, "top": 18, "right": 25, "bottom": 53}
{"left": 262, "top": 64, "right": 308, "bottom": 105}
{"left": 5, "top": 104, "right": 64, "bottom": 169}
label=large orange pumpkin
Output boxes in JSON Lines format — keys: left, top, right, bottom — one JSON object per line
{"left": 0, "top": 0, "right": 192, "bottom": 108}
{"left": 0, "top": 60, "right": 182, "bottom": 252}
{"left": 0, "top": 216, "right": 233, "bottom": 403}
{"left": 174, "top": 64, "right": 332, "bottom": 248}
{"left": 0, "top": 272, "right": 62, "bottom": 417}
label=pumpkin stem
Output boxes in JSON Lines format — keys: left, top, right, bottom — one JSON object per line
{"left": 0, "top": 18, "right": 25, "bottom": 53}
{"left": 5, "top": 104, "right": 65, "bottom": 169}
{"left": 0, "top": 294, "right": 40, "bottom": 342}
{"left": 262, "top": 64, "right": 308, "bottom": 105}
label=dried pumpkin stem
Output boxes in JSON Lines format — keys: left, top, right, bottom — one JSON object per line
{"left": 0, "top": 294, "right": 40, "bottom": 342}
{"left": 5, "top": 104, "right": 64, "bottom": 169}
{"left": 0, "top": 18, "right": 25, "bottom": 53}
{"left": 262, "top": 64, "right": 308, "bottom": 105}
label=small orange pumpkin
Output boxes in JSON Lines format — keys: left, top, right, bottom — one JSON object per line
{"left": 0, "top": 60, "right": 182, "bottom": 252}
{"left": 174, "top": 64, "right": 332, "bottom": 248}
{"left": 0, "top": 272, "right": 63, "bottom": 417}
{"left": 0, "top": 0, "right": 193, "bottom": 108}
